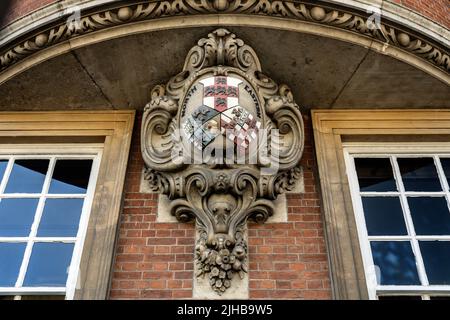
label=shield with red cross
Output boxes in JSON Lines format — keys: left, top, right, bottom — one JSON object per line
{"left": 199, "top": 76, "right": 241, "bottom": 112}
{"left": 182, "top": 76, "right": 261, "bottom": 151}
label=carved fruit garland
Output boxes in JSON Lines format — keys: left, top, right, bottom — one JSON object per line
{"left": 196, "top": 227, "right": 248, "bottom": 294}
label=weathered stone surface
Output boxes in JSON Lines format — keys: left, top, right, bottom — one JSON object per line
{"left": 0, "top": 53, "right": 111, "bottom": 110}
{"left": 0, "top": 27, "right": 448, "bottom": 111}
{"left": 333, "top": 51, "right": 450, "bottom": 108}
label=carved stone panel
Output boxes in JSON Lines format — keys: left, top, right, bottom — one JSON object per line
{"left": 141, "top": 28, "right": 304, "bottom": 295}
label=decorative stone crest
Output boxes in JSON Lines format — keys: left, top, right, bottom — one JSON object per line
{"left": 141, "top": 28, "right": 304, "bottom": 294}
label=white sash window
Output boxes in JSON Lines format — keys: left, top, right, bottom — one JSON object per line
{"left": 0, "top": 145, "right": 102, "bottom": 300}
{"left": 344, "top": 143, "right": 450, "bottom": 300}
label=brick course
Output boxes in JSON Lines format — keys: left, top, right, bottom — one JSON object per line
{"left": 109, "top": 112, "right": 332, "bottom": 299}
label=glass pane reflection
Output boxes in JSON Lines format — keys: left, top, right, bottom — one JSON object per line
{"left": 408, "top": 197, "right": 450, "bottom": 235}
{"left": 362, "top": 197, "right": 407, "bottom": 236}
{"left": 37, "top": 199, "right": 84, "bottom": 237}
{"left": 440, "top": 158, "right": 450, "bottom": 187}
{"left": 0, "top": 198, "right": 39, "bottom": 236}
{"left": 23, "top": 242, "right": 74, "bottom": 287}
{"left": 5, "top": 160, "right": 49, "bottom": 193}
{"left": 355, "top": 158, "right": 397, "bottom": 192}
{"left": 420, "top": 241, "right": 450, "bottom": 285}
{"left": 397, "top": 158, "right": 441, "bottom": 192}
{"left": 0, "top": 243, "right": 26, "bottom": 286}
{"left": 48, "top": 160, "right": 92, "bottom": 194}
{"left": 0, "top": 160, "right": 7, "bottom": 182}
{"left": 371, "top": 241, "right": 420, "bottom": 285}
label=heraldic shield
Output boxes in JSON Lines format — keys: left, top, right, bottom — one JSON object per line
{"left": 182, "top": 75, "right": 261, "bottom": 152}
{"left": 141, "top": 29, "right": 304, "bottom": 295}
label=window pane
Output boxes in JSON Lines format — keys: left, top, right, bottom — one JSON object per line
{"left": 440, "top": 158, "right": 450, "bottom": 187}
{"left": 371, "top": 241, "right": 420, "bottom": 285}
{"left": 355, "top": 158, "right": 397, "bottom": 192}
{"left": 37, "top": 199, "right": 84, "bottom": 237}
{"left": 0, "top": 243, "right": 26, "bottom": 286}
{"left": 362, "top": 197, "right": 407, "bottom": 236}
{"left": 397, "top": 158, "right": 441, "bottom": 192}
{"left": 420, "top": 241, "right": 450, "bottom": 285}
{"left": 5, "top": 160, "right": 49, "bottom": 193}
{"left": 48, "top": 160, "right": 93, "bottom": 194}
{"left": 0, "top": 160, "right": 8, "bottom": 182}
{"left": 23, "top": 242, "right": 74, "bottom": 287}
{"left": 408, "top": 197, "right": 450, "bottom": 235}
{"left": 0, "top": 198, "right": 39, "bottom": 236}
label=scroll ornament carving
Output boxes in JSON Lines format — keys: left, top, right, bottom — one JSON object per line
{"left": 0, "top": 1, "right": 448, "bottom": 74}
{"left": 141, "top": 28, "right": 304, "bottom": 294}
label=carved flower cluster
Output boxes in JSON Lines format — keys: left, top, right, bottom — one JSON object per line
{"left": 195, "top": 231, "right": 248, "bottom": 295}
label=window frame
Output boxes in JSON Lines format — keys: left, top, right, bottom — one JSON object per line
{"left": 0, "top": 111, "right": 135, "bottom": 299}
{"left": 343, "top": 142, "right": 450, "bottom": 300}
{"left": 312, "top": 109, "right": 450, "bottom": 300}
{"left": 0, "top": 145, "right": 103, "bottom": 299}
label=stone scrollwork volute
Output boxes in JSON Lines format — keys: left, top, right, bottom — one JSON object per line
{"left": 141, "top": 28, "right": 304, "bottom": 294}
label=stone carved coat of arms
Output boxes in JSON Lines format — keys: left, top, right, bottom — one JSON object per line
{"left": 141, "top": 29, "right": 304, "bottom": 295}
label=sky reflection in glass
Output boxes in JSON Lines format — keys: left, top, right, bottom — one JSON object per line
{"left": 0, "top": 243, "right": 26, "bottom": 286}
{"left": 23, "top": 242, "right": 74, "bottom": 287}
{"left": 5, "top": 160, "right": 49, "bottom": 193}
{"left": 420, "top": 241, "right": 450, "bottom": 285}
{"left": 362, "top": 197, "right": 407, "bottom": 236}
{"left": 48, "top": 160, "right": 92, "bottom": 194}
{"left": 37, "top": 199, "right": 84, "bottom": 237}
{"left": 0, "top": 160, "right": 7, "bottom": 182}
{"left": 408, "top": 197, "right": 450, "bottom": 235}
{"left": 355, "top": 158, "right": 397, "bottom": 192}
{"left": 0, "top": 198, "right": 39, "bottom": 236}
{"left": 398, "top": 158, "right": 441, "bottom": 192}
{"left": 371, "top": 241, "right": 420, "bottom": 285}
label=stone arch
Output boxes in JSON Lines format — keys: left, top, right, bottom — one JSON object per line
{"left": 0, "top": 0, "right": 448, "bottom": 85}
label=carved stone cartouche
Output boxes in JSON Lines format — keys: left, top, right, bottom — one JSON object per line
{"left": 141, "top": 28, "right": 304, "bottom": 294}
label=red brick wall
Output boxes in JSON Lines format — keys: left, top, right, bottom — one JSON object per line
{"left": 391, "top": 0, "right": 449, "bottom": 27}
{"left": 0, "top": 0, "right": 449, "bottom": 28}
{"left": 109, "top": 112, "right": 332, "bottom": 299}
{"left": 246, "top": 116, "right": 331, "bottom": 299}
{"left": 0, "top": 0, "right": 55, "bottom": 27}
{"left": 110, "top": 114, "right": 195, "bottom": 299}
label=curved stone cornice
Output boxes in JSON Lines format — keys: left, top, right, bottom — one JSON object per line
{"left": 0, "top": 0, "right": 448, "bottom": 79}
